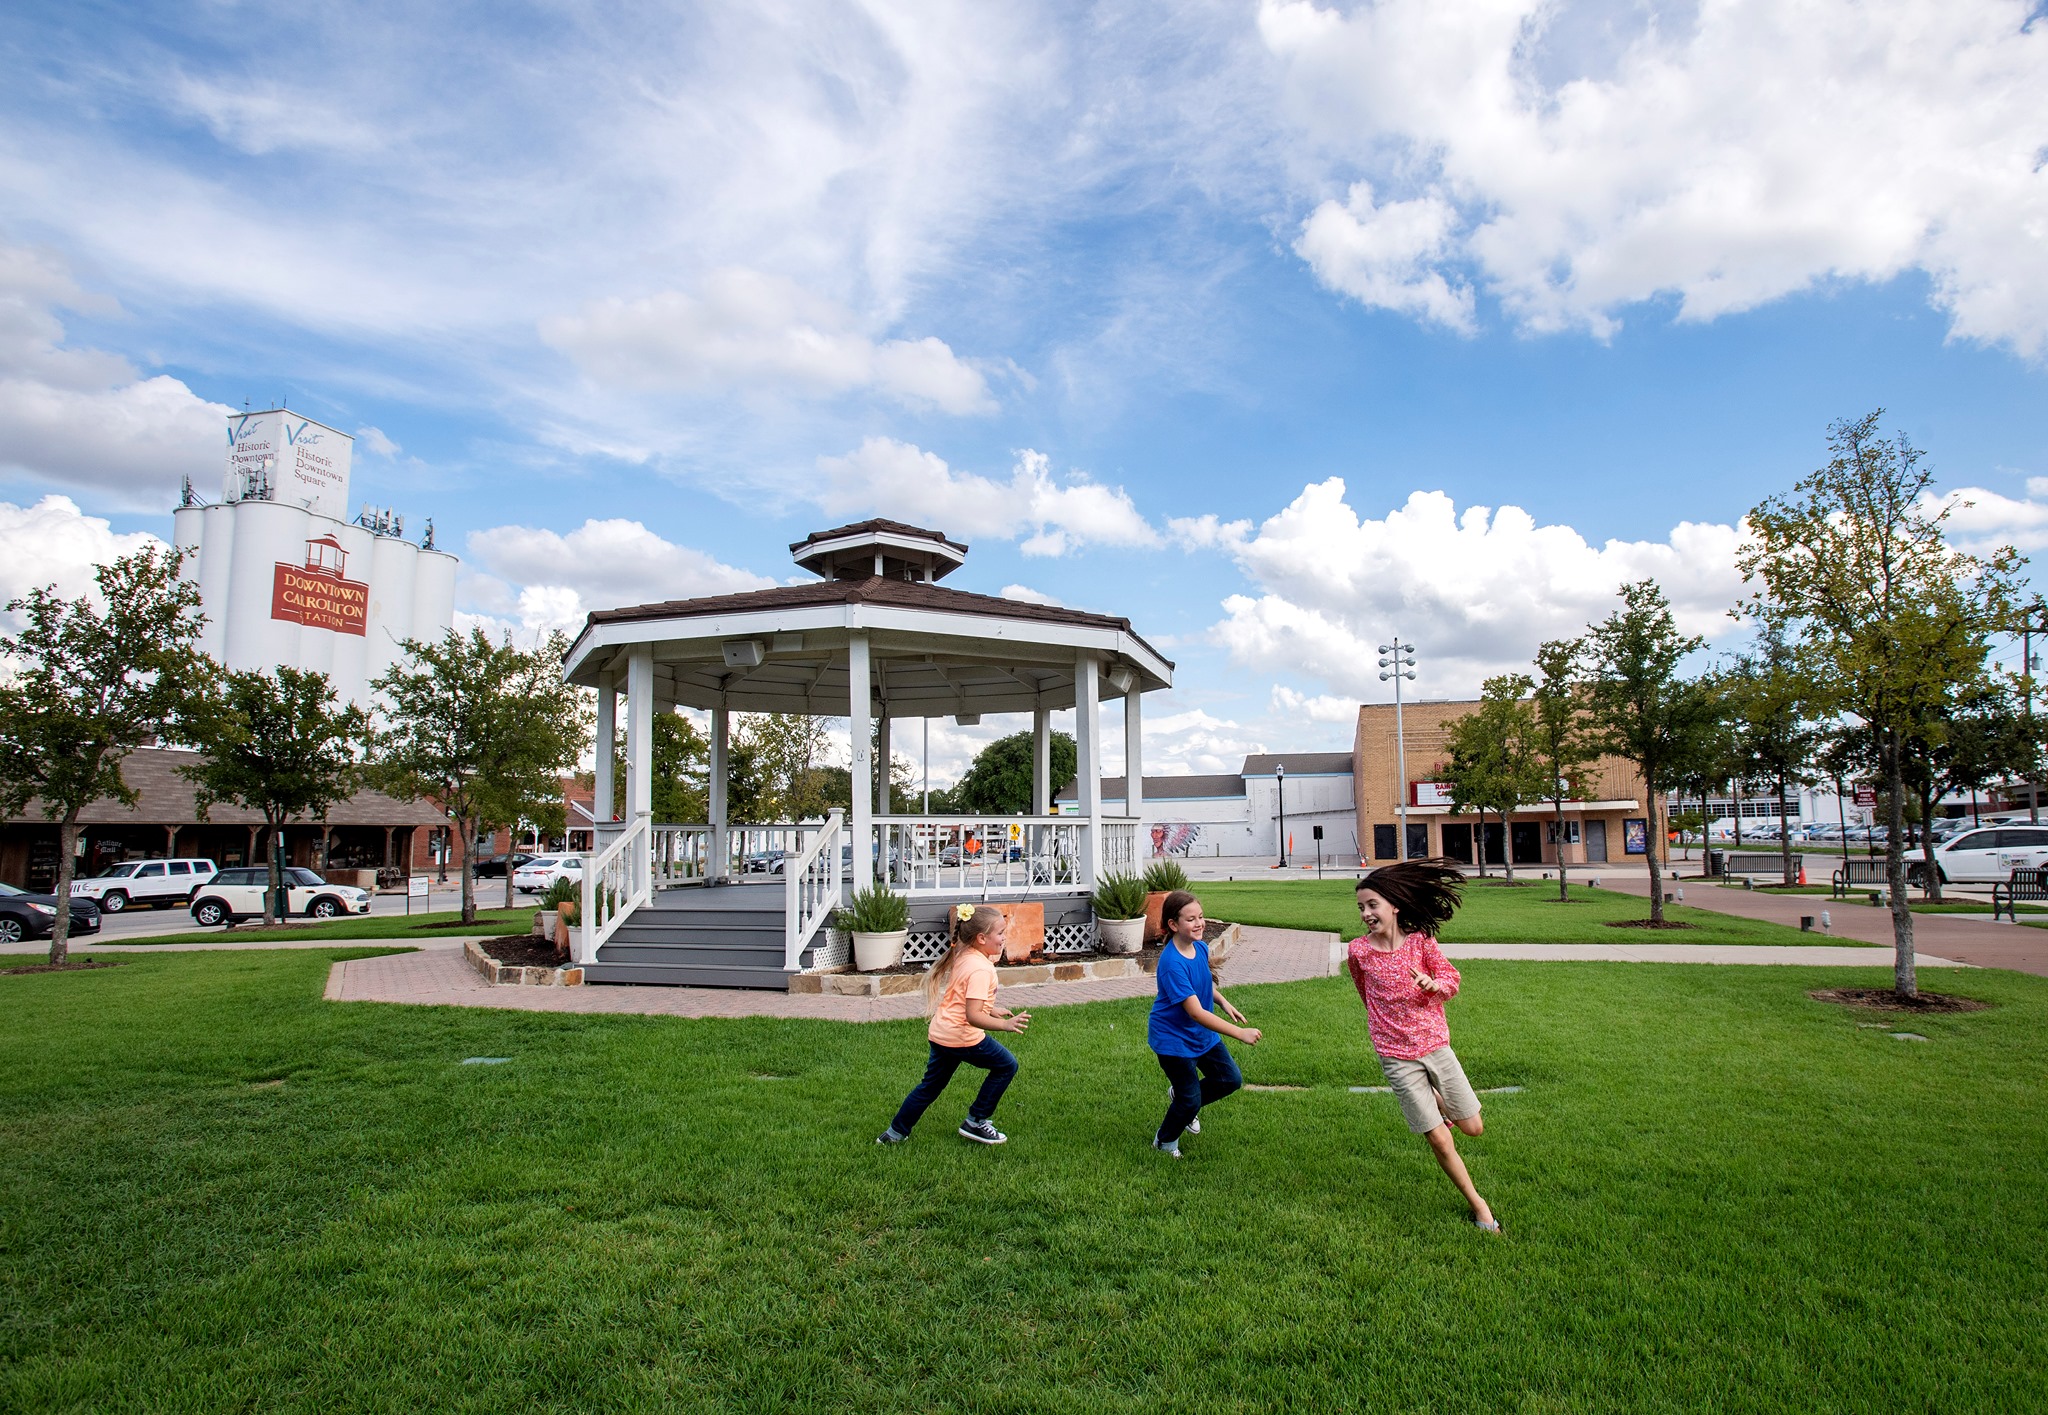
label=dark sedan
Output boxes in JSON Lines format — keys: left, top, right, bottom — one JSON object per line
{"left": 0, "top": 883, "right": 102, "bottom": 943}
{"left": 471, "top": 852, "right": 537, "bottom": 879}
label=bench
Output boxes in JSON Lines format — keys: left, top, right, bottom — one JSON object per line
{"left": 1830, "top": 858, "right": 1889, "bottom": 899}
{"left": 1722, "top": 851, "right": 1793, "bottom": 878}
{"left": 1992, "top": 867, "right": 2048, "bottom": 922}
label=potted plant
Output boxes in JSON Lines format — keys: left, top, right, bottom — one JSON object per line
{"left": 1141, "top": 859, "right": 1190, "bottom": 941}
{"left": 539, "top": 876, "right": 580, "bottom": 958}
{"left": 839, "top": 883, "right": 910, "bottom": 971}
{"left": 1091, "top": 871, "right": 1148, "bottom": 954}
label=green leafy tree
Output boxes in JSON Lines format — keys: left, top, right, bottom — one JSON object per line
{"left": 954, "top": 730, "right": 1078, "bottom": 813}
{"left": 1530, "top": 638, "right": 1599, "bottom": 901}
{"left": 1441, "top": 674, "right": 1545, "bottom": 883}
{"left": 368, "top": 629, "right": 591, "bottom": 925}
{"left": 1581, "top": 579, "right": 1709, "bottom": 925}
{"left": 181, "top": 667, "right": 369, "bottom": 925}
{"left": 734, "top": 713, "right": 836, "bottom": 820}
{"left": 1723, "top": 625, "right": 1825, "bottom": 886}
{"left": 612, "top": 711, "right": 712, "bottom": 823}
{"left": 1740, "top": 411, "right": 2025, "bottom": 996}
{"left": 0, "top": 547, "right": 211, "bottom": 964}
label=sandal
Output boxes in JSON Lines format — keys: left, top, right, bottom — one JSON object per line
{"left": 1470, "top": 1215, "right": 1502, "bottom": 1234}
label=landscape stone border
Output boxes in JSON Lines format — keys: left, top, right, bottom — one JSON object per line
{"left": 463, "top": 939, "right": 584, "bottom": 987}
{"left": 791, "top": 954, "right": 1147, "bottom": 997}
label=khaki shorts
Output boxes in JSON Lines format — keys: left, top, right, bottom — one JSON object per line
{"left": 1377, "top": 1045, "right": 1480, "bottom": 1134}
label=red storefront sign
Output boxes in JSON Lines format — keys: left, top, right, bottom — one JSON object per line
{"left": 271, "top": 536, "right": 368, "bottom": 636}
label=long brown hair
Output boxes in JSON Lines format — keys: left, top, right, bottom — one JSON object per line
{"left": 1159, "top": 890, "right": 1200, "bottom": 938}
{"left": 923, "top": 904, "right": 1005, "bottom": 1012}
{"left": 1356, "top": 858, "right": 1466, "bottom": 937}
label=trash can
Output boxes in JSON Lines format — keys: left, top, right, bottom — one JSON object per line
{"left": 1707, "top": 849, "right": 1726, "bottom": 877}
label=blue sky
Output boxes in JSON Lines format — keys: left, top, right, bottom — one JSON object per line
{"left": 4, "top": 0, "right": 2046, "bottom": 783}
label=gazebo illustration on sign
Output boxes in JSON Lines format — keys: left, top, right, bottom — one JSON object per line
{"left": 560, "top": 520, "right": 1173, "bottom": 989}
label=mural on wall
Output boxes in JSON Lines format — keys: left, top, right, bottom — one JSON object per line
{"left": 1151, "top": 823, "right": 1203, "bottom": 857}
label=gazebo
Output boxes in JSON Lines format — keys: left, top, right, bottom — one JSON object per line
{"left": 559, "top": 520, "right": 1173, "bottom": 988}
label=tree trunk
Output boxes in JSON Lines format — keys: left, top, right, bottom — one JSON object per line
{"left": 1916, "top": 780, "right": 1944, "bottom": 904}
{"left": 1502, "top": 803, "right": 1516, "bottom": 884}
{"left": 265, "top": 813, "right": 285, "bottom": 926}
{"left": 458, "top": 815, "right": 477, "bottom": 924}
{"left": 1883, "top": 732, "right": 1918, "bottom": 997}
{"left": 1778, "top": 773, "right": 1794, "bottom": 886}
{"left": 50, "top": 814, "right": 81, "bottom": 966}
{"left": 504, "top": 836, "right": 516, "bottom": 912}
{"left": 1474, "top": 810, "right": 1489, "bottom": 878}
{"left": 1645, "top": 775, "right": 1665, "bottom": 925}
{"left": 1554, "top": 793, "right": 1569, "bottom": 902}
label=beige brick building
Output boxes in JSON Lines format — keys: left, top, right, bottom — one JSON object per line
{"left": 1352, "top": 700, "right": 1666, "bottom": 868}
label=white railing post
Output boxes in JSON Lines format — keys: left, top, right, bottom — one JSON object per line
{"left": 783, "top": 808, "right": 845, "bottom": 972}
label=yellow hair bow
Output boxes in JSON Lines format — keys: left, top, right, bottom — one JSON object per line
{"left": 956, "top": 903, "right": 976, "bottom": 922}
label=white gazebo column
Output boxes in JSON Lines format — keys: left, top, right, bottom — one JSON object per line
{"left": 1031, "top": 705, "right": 1050, "bottom": 815}
{"left": 849, "top": 632, "right": 873, "bottom": 892}
{"left": 875, "top": 713, "right": 892, "bottom": 816}
{"left": 1075, "top": 652, "right": 1102, "bottom": 885}
{"left": 1123, "top": 683, "right": 1143, "bottom": 825}
{"left": 593, "top": 670, "right": 616, "bottom": 825}
{"left": 710, "top": 704, "right": 729, "bottom": 879}
{"left": 626, "top": 647, "right": 654, "bottom": 899}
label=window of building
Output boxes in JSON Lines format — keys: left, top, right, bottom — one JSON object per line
{"left": 1373, "top": 824, "right": 1397, "bottom": 860}
{"left": 1440, "top": 823, "right": 1473, "bottom": 864}
{"left": 1405, "top": 823, "right": 1429, "bottom": 859}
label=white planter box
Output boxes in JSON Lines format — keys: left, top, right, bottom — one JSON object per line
{"left": 1097, "top": 916, "right": 1145, "bottom": 954}
{"left": 853, "top": 929, "right": 908, "bottom": 971}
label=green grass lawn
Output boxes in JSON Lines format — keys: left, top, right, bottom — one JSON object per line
{"left": 7, "top": 950, "right": 2042, "bottom": 1412}
{"left": 105, "top": 906, "right": 540, "bottom": 945}
{"left": 1194, "top": 878, "right": 1851, "bottom": 946}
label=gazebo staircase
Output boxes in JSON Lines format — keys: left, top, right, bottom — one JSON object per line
{"left": 580, "top": 880, "right": 794, "bottom": 990}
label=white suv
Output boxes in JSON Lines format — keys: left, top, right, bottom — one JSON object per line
{"left": 513, "top": 855, "right": 586, "bottom": 894}
{"left": 71, "top": 858, "right": 218, "bottom": 913}
{"left": 189, "top": 867, "right": 373, "bottom": 926}
{"left": 1911, "top": 826, "right": 2048, "bottom": 885}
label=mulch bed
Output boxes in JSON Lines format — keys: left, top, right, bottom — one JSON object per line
{"left": 1809, "top": 987, "right": 1990, "bottom": 1013}
{"left": 478, "top": 935, "right": 569, "bottom": 968}
{"left": 1604, "top": 919, "right": 1699, "bottom": 930}
{"left": 2, "top": 959, "right": 126, "bottom": 976}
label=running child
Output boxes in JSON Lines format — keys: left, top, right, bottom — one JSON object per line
{"left": 877, "top": 904, "right": 1029, "bottom": 1147}
{"left": 1149, "top": 889, "right": 1260, "bottom": 1158}
{"left": 1348, "top": 860, "right": 1497, "bottom": 1230}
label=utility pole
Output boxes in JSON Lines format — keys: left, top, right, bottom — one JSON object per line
{"left": 1380, "top": 637, "right": 1417, "bottom": 856}
{"left": 2024, "top": 597, "right": 2046, "bottom": 823}
{"left": 1275, "top": 761, "right": 1287, "bottom": 867}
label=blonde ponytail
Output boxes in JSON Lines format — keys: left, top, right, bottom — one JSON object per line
{"left": 923, "top": 903, "right": 1004, "bottom": 1013}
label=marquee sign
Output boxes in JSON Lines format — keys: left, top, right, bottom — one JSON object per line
{"left": 272, "top": 536, "right": 368, "bottom": 636}
{"left": 1411, "top": 781, "right": 1455, "bottom": 807}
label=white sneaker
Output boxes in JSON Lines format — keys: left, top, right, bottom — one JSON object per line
{"left": 1153, "top": 1137, "right": 1181, "bottom": 1159}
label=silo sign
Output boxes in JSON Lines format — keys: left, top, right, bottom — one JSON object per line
{"left": 223, "top": 410, "right": 352, "bottom": 520}
{"left": 271, "top": 535, "right": 369, "bottom": 636}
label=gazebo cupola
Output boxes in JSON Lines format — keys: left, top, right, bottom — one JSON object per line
{"left": 791, "top": 520, "right": 968, "bottom": 583}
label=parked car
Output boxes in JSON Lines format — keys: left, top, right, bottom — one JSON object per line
{"left": 742, "top": 849, "right": 789, "bottom": 874}
{"left": 70, "top": 858, "right": 218, "bottom": 913}
{"left": 470, "top": 852, "right": 536, "bottom": 879}
{"left": 513, "top": 855, "right": 587, "bottom": 894}
{"left": 1907, "top": 825, "right": 2048, "bottom": 886}
{"left": 0, "top": 883, "right": 101, "bottom": 942}
{"left": 188, "top": 867, "right": 371, "bottom": 926}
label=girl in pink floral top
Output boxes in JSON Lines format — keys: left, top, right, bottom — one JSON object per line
{"left": 1349, "top": 860, "right": 1498, "bottom": 1232}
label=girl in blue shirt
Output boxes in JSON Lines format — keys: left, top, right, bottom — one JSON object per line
{"left": 1148, "top": 890, "right": 1260, "bottom": 1158}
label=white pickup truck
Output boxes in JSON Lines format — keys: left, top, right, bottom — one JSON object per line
{"left": 70, "top": 858, "right": 218, "bottom": 912}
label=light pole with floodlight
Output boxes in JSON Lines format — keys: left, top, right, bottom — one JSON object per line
{"left": 1380, "top": 638, "right": 1417, "bottom": 857}
{"left": 1275, "top": 761, "right": 1287, "bottom": 867}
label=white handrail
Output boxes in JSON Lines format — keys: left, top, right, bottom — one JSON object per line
{"left": 577, "top": 813, "right": 650, "bottom": 964}
{"left": 784, "top": 808, "right": 845, "bottom": 971}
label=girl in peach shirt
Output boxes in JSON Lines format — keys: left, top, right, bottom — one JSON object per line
{"left": 877, "top": 904, "right": 1030, "bottom": 1146}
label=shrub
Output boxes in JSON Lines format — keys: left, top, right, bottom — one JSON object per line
{"left": 838, "top": 883, "right": 909, "bottom": 934}
{"left": 539, "top": 876, "right": 580, "bottom": 911}
{"left": 1142, "top": 859, "right": 1189, "bottom": 892}
{"left": 1090, "top": 871, "right": 1148, "bottom": 920}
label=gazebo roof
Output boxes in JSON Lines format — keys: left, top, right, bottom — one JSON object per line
{"left": 789, "top": 519, "right": 969, "bottom": 582}
{"left": 564, "top": 528, "right": 1173, "bottom": 718}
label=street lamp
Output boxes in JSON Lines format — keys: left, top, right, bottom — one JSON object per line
{"left": 1380, "top": 637, "right": 1417, "bottom": 857}
{"left": 1276, "top": 762, "right": 1287, "bottom": 867}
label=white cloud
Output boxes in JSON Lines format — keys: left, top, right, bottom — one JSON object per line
{"left": 1134, "top": 706, "right": 1270, "bottom": 778}
{"left": 461, "top": 517, "right": 776, "bottom": 638}
{"left": 1261, "top": 0, "right": 2048, "bottom": 354}
{"left": 999, "top": 583, "right": 1062, "bottom": 606}
{"left": 1928, "top": 485, "right": 2048, "bottom": 555}
{"left": 1269, "top": 684, "right": 1359, "bottom": 724}
{"left": 1197, "top": 479, "right": 1749, "bottom": 697}
{"left": 0, "top": 245, "right": 229, "bottom": 508}
{"left": 540, "top": 269, "right": 995, "bottom": 414}
{"left": 0, "top": 496, "right": 167, "bottom": 630}
{"left": 813, "top": 438, "right": 1159, "bottom": 556}
{"left": 355, "top": 426, "right": 400, "bottom": 458}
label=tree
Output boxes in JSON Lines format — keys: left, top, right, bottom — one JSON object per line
{"left": 1441, "top": 674, "right": 1544, "bottom": 883}
{"left": 0, "top": 547, "right": 211, "bottom": 964}
{"left": 1723, "top": 625, "right": 1825, "bottom": 886}
{"left": 1580, "top": 579, "right": 1708, "bottom": 925}
{"left": 1530, "top": 638, "right": 1599, "bottom": 902}
{"left": 1740, "top": 411, "right": 2025, "bottom": 996}
{"left": 181, "top": 667, "right": 368, "bottom": 925}
{"left": 955, "top": 731, "right": 1078, "bottom": 813}
{"left": 368, "top": 629, "right": 590, "bottom": 925}
{"left": 734, "top": 713, "right": 836, "bottom": 820}
{"left": 611, "top": 711, "right": 712, "bottom": 823}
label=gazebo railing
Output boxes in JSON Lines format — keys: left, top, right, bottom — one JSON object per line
{"left": 727, "top": 823, "right": 824, "bottom": 877}
{"left": 651, "top": 824, "right": 712, "bottom": 886}
{"left": 873, "top": 815, "right": 1092, "bottom": 894}
{"left": 1100, "top": 817, "right": 1142, "bottom": 875}
{"left": 784, "top": 809, "right": 845, "bottom": 970}
{"left": 578, "top": 814, "right": 650, "bottom": 963}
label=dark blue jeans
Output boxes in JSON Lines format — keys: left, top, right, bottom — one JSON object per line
{"left": 1156, "top": 1040, "right": 1242, "bottom": 1143}
{"left": 890, "top": 1036, "right": 1018, "bottom": 1134}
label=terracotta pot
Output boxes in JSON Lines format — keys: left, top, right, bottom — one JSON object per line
{"left": 853, "top": 929, "right": 908, "bottom": 971}
{"left": 1097, "top": 916, "right": 1145, "bottom": 955}
{"left": 992, "top": 901, "right": 1045, "bottom": 962}
{"left": 1143, "top": 891, "right": 1169, "bottom": 942}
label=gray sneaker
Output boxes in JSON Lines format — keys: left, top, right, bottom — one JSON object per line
{"left": 958, "top": 1118, "right": 1007, "bottom": 1145}
{"left": 875, "top": 1127, "right": 908, "bottom": 1145}
{"left": 1153, "top": 1137, "right": 1181, "bottom": 1159}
